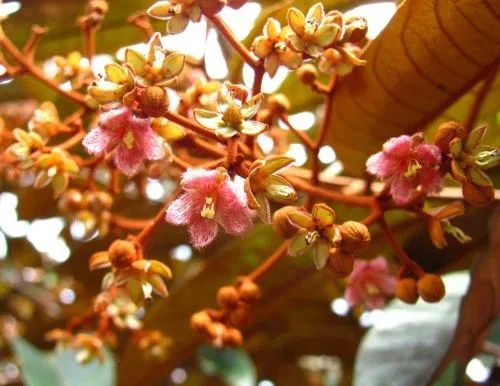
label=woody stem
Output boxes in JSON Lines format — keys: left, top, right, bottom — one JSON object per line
{"left": 247, "top": 242, "right": 289, "bottom": 282}
{"left": 378, "top": 216, "right": 425, "bottom": 277}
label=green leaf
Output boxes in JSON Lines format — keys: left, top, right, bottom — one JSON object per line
{"left": 49, "top": 348, "right": 116, "bottom": 386}
{"left": 12, "top": 337, "right": 63, "bottom": 386}
{"left": 198, "top": 346, "right": 256, "bottom": 386}
{"left": 11, "top": 337, "right": 116, "bottom": 386}
{"left": 354, "top": 272, "right": 470, "bottom": 386}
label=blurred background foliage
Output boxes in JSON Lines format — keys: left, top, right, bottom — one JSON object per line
{"left": 0, "top": 0, "right": 499, "bottom": 385}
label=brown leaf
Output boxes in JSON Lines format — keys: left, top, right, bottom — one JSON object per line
{"left": 431, "top": 204, "right": 500, "bottom": 380}
{"left": 326, "top": 0, "right": 500, "bottom": 175}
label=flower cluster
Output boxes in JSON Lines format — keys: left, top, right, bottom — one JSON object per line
{"left": 252, "top": 3, "right": 367, "bottom": 77}
{"left": 367, "top": 133, "right": 443, "bottom": 204}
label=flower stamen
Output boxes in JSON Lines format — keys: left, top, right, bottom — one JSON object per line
{"left": 201, "top": 196, "right": 216, "bottom": 219}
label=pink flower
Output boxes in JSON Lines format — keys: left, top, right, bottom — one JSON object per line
{"left": 83, "top": 106, "right": 164, "bottom": 176}
{"left": 366, "top": 134, "right": 442, "bottom": 204}
{"left": 165, "top": 168, "right": 253, "bottom": 249}
{"left": 345, "top": 256, "right": 396, "bottom": 309}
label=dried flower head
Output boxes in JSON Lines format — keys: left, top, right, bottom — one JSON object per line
{"left": 194, "top": 83, "right": 267, "bottom": 138}
{"left": 6, "top": 128, "right": 45, "bottom": 161}
{"left": 287, "top": 203, "right": 342, "bottom": 269}
{"left": 148, "top": 0, "right": 203, "bottom": 34}
{"left": 252, "top": 18, "right": 302, "bottom": 77}
{"left": 287, "top": 3, "right": 342, "bottom": 58}
{"left": 48, "top": 51, "right": 91, "bottom": 90}
{"left": 446, "top": 124, "right": 499, "bottom": 207}
{"left": 125, "top": 33, "right": 185, "bottom": 87}
{"left": 28, "top": 102, "right": 61, "bottom": 139}
{"left": 34, "top": 148, "right": 79, "bottom": 197}
{"left": 244, "top": 156, "right": 297, "bottom": 223}
{"left": 88, "top": 62, "right": 135, "bottom": 105}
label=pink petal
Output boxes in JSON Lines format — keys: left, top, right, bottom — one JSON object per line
{"left": 369, "top": 256, "right": 389, "bottom": 272}
{"left": 82, "top": 127, "right": 111, "bottom": 155}
{"left": 100, "top": 106, "right": 132, "bottom": 132}
{"left": 217, "top": 180, "right": 253, "bottom": 235}
{"left": 181, "top": 169, "right": 219, "bottom": 192}
{"left": 390, "top": 174, "right": 413, "bottom": 204}
{"left": 418, "top": 168, "right": 443, "bottom": 194}
{"left": 165, "top": 192, "right": 199, "bottom": 225}
{"left": 415, "top": 143, "right": 441, "bottom": 165}
{"left": 375, "top": 275, "right": 397, "bottom": 295}
{"left": 382, "top": 135, "right": 413, "bottom": 156}
{"left": 366, "top": 296, "right": 386, "bottom": 310}
{"left": 345, "top": 286, "right": 361, "bottom": 306}
{"left": 114, "top": 144, "right": 145, "bottom": 176}
{"left": 189, "top": 217, "right": 218, "bottom": 249}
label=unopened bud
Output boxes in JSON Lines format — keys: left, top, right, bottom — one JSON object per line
{"left": 223, "top": 328, "right": 243, "bottom": 347}
{"left": 462, "top": 180, "right": 494, "bottom": 207}
{"left": 326, "top": 250, "right": 354, "bottom": 278}
{"left": 343, "top": 16, "right": 368, "bottom": 43}
{"left": 138, "top": 86, "right": 169, "bottom": 117}
{"left": 395, "top": 278, "right": 419, "bottom": 304}
{"left": 59, "top": 189, "right": 84, "bottom": 212}
{"left": 417, "top": 274, "right": 445, "bottom": 303}
{"left": 272, "top": 206, "right": 300, "bottom": 239}
{"left": 228, "top": 304, "right": 251, "bottom": 326}
{"left": 217, "top": 286, "right": 240, "bottom": 309}
{"left": 267, "top": 94, "right": 291, "bottom": 115}
{"left": 297, "top": 64, "right": 318, "bottom": 85}
{"left": 108, "top": 240, "right": 138, "bottom": 269}
{"left": 435, "top": 121, "right": 466, "bottom": 153}
{"left": 190, "top": 311, "right": 212, "bottom": 332}
{"left": 339, "top": 221, "right": 370, "bottom": 254}
{"left": 237, "top": 280, "right": 261, "bottom": 304}
{"left": 207, "top": 322, "right": 226, "bottom": 340}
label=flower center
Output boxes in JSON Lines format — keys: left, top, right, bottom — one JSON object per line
{"left": 365, "top": 283, "right": 380, "bottom": 297}
{"left": 404, "top": 160, "right": 421, "bottom": 178}
{"left": 305, "top": 230, "right": 320, "bottom": 246}
{"left": 200, "top": 196, "right": 216, "bottom": 219}
{"left": 305, "top": 18, "right": 319, "bottom": 36}
{"left": 123, "top": 130, "right": 135, "bottom": 150}
{"left": 222, "top": 104, "right": 243, "bottom": 127}
{"left": 274, "top": 41, "right": 287, "bottom": 52}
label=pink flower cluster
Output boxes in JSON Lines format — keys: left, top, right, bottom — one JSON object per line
{"left": 366, "top": 135, "right": 442, "bottom": 204}
{"left": 165, "top": 168, "right": 253, "bottom": 249}
{"left": 83, "top": 106, "right": 164, "bottom": 176}
{"left": 345, "top": 256, "right": 396, "bottom": 309}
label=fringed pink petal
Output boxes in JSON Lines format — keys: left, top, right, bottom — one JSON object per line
{"left": 82, "top": 127, "right": 111, "bottom": 155}
{"left": 366, "top": 296, "right": 387, "bottom": 310}
{"left": 165, "top": 192, "right": 199, "bottom": 225}
{"left": 415, "top": 143, "right": 441, "bottom": 165}
{"left": 99, "top": 106, "right": 132, "bottom": 132}
{"left": 418, "top": 168, "right": 443, "bottom": 194}
{"left": 114, "top": 145, "right": 145, "bottom": 176}
{"left": 369, "top": 256, "right": 389, "bottom": 272}
{"left": 189, "top": 217, "right": 218, "bottom": 249}
{"left": 181, "top": 169, "right": 220, "bottom": 193}
{"left": 345, "top": 286, "right": 361, "bottom": 306}
{"left": 390, "top": 174, "right": 413, "bottom": 204}
{"left": 382, "top": 135, "right": 413, "bottom": 156}
{"left": 217, "top": 180, "right": 253, "bottom": 235}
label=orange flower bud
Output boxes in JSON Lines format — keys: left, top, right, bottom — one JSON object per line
{"left": 462, "top": 181, "right": 494, "bottom": 207}
{"left": 326, "top": 251, "right": 354, "bottom": 278}
{"left": 395, "top": 278, "right": 419, "bottom": 304}
{"left": 108, "top": 240, "right": 138, "bottom": 269}
{"left": 272, "top": 206, "right": 300, "bottom": 239}
{"left": 138, "top": 86, "right": 169, "bottom": 117}
{"left": 237, "top": 280, "right": 261, "bottom": 304}
{"left": 297, "top": 64, "right": 318, "bottom": 85}
{"left": 59, "top": 189, "right": 85, "bottom": 212}
{"left": 339, "top": 221, "right": 371, "bottom": 254}
{"left": 267, "top": 94, "right": 291, "bottom": 115}
{"left": 417, "top": 274, "right": 445, "bottom": 303}
{"left": 217, "top": 286, "right": 240, "bottom": 309}
{"left": 228, "top": 304, "right": 252, "bottom": 327}
{"left": 207, "top": 322, "right": 226, "bottom": 340}
{"left": 190, "top": 311, "right": 212, "bottom": 332}
{"left": 435, "top": 121, "right": 466, "bottom": 153}
{"left": 223, "top": 328, "right": 243, "bottom": 347}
